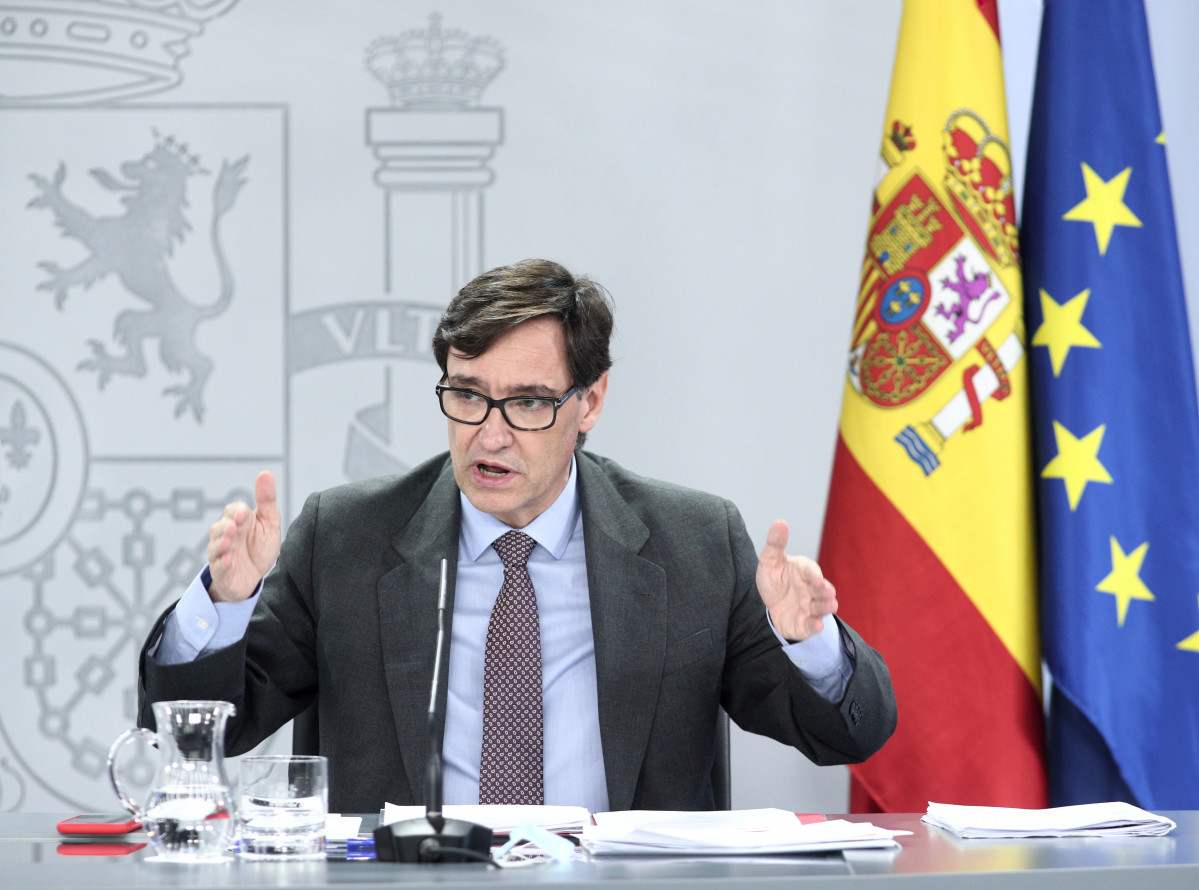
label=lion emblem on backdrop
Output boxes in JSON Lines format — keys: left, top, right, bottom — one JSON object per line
{"left": 27, "top": 134, "right": 249, "bottom": 422}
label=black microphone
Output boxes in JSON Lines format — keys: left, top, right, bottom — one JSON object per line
{"left": 424, "top": 557, "right": 451, "bottom": 832}
{"left": 374, "top": 559, "right": 494, "bottom": 864}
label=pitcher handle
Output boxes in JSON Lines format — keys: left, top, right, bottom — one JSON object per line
{"left": 107, "top": 727, "right": 157, "bottom": 819}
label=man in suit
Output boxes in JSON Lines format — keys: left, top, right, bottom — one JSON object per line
{"left": 139, "top": 259, "right": 896, "bottom": 814}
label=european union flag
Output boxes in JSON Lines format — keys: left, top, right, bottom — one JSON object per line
{"left": 1022, "top": 0, "right": 1199, "bottom": 808}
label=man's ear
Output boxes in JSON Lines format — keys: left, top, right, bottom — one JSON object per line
{"left": 578, "top": 371, "right": 609, "bottom": 434}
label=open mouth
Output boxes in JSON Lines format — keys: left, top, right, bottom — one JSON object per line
{"left": 476, "top": 462, "right": 511, "bottom": 479}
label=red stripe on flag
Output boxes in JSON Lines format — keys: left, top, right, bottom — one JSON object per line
{"left": 820, "top": 435, "right": 1046, "bottom": 812}
{"left": 976, "top": 0, "right": 1001, "bottom": 43}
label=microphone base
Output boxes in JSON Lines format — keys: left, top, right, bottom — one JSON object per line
{"left": 373, "top": 817, "right": 494, "bottom": 863}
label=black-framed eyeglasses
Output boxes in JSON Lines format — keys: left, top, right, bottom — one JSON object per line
{"left": 435, "top": 383, "right": 579, "bottom": 431}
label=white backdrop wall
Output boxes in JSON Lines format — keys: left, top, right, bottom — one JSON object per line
{"left": 0, "top": 0, "right": 1194, "bottom": 815}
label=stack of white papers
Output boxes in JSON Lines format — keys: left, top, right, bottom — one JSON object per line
{"left": 381, "top": 804, "right": 590, "bottom": 835}
{"left": 324, "top": 814, "right": 362, "bottom": 840}
{"left": 923, "top": 801, "right": 1176, "bottom": 838}
{"left": 581, "top": 808, "right": 906, "bottom": 856}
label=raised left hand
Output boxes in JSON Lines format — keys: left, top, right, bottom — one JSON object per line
{"left": 755, "top": 519, "right": 838, "bottom": 642}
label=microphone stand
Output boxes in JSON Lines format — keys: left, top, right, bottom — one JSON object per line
{"left": 374, "top": 560, "right": 494, "bottom": 863}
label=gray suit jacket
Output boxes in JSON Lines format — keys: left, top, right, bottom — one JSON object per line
{"left": 139, "top": 452, "right": 896, "bottom": 813}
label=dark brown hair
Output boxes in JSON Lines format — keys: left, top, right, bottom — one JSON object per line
{"left": 433, "top": 259, "right": 614, "bottom": 447}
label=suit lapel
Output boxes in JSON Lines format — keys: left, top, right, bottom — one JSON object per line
{"left": 376, "top": 459, "right": 462, "bottom": 799}
{"left": 578, "top": 455, "right": 667, "bottom": 812}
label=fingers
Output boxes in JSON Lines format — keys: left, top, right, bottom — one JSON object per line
{"left": 247, "top": 470, "right": 282, "bottom": 577}
{"left": 757, "top": 519, "right": 840, "bottom": 641}
{"left": 809, "top": 576, "right": 838, "bottom": 617}
{"left": 791, "top": 555, "right": 837, "bottom": 613}
{"left": 205, "top": 471, "right": 280, "bottom": 601}
{"left": 208, "top": 504, "right": 252, "bottom": 569}
{"left": 799, "top": 556, "right": 832, "bottom": 599}
{"left": 761, "top": 522, "right": 831, "bottom": 598}
{"left": 254, "top": 470, "right": 279, "bottom": 528}
{"left": 759, "top": 519, "right": 790, "bottom": 570}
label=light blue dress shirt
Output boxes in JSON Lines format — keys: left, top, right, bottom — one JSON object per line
{"left": 156, "top": 457, "right": 853, "bottom": 812}
{"left": 444, "top": 457, "right": 608, "bottom": 810}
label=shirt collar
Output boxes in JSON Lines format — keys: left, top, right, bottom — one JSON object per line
{"left": 459, "top": 456, "right": 580, "bottom": 561}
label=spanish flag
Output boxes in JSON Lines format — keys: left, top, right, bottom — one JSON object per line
{"left": 819, "top": 0, "right": 1048, "bottom": 812}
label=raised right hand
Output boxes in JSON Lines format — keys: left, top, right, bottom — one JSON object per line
{"left": 207, "top": 470, "right": 281, "bottom": 602}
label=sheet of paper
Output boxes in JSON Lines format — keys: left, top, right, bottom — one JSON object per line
{"left": 582, "top": 809, "right": 905, "bottom": 856}
{"left": 923, "top": 801, "right": 1176, "bottom": 838}
{"left": 591, "top": 807, "right": 803, "bottom": 830}
{"left": 324, "top": 814, "right": 362, "bottom": 841}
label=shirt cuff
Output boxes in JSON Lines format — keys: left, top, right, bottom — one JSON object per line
{"left": 768, "top": 612, "right": 855, "bottom": 703}
{"left": 154, "top": 567, "right": 261, "bottom": 665}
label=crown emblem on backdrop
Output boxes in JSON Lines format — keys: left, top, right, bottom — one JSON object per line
{"left": 365, "top": 13, "right": 504, "bottom": 108}
{"left": 0, "top": 0, "right": 239, "bottom": 105}
{"left": 881, "top": 119, "right": 916, "bottom": 168}
{"left": 941, "top": 109, "right": 1019, "bottom": 267}
{"left": 153, "top": 128, "right": 208, "bottom": 175}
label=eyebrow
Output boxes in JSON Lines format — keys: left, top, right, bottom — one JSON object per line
{"left": 445, "top": 374, "right": 562, "bottom": 398}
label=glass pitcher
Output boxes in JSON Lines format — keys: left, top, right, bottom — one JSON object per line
{"left": 108, "top": 700, "right": 237, "bottom": 861}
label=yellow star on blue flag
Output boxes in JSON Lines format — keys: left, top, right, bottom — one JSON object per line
{"left": 1062, "top": 163, "right": 1142, "bottom": 256}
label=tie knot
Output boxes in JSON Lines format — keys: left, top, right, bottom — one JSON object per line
{"left": 493, "top": 530, "right": 536, "bottom": 569}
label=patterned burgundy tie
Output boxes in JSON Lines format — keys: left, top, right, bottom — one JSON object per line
{"left": 478, "top": 530, "right": 544, "bottom": 805}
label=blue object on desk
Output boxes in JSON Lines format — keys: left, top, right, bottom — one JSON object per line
{"left": 229, "top": 837, "right": 377, "bottom": 860}
{"left": 326, "top": 837, "right": 376, "bottom": 861}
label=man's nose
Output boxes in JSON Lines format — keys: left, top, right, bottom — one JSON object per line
{"left": 477, "top": 406, "right": 513, "bottom": 446}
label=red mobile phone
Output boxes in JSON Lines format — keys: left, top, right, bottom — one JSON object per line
{"left": 57, "top": 842, "right": 147, "bottom": 856}
{"left": 56, "top": 814, "right": 142, "bottom": 835}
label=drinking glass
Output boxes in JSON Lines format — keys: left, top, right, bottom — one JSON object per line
{"left": 237, "top": 754, "right": 328, "bottom": 859}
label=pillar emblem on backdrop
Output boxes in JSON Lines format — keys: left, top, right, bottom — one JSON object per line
{"left": 0, "top": 0, "right": 287, "bottom": 811}
{"left": 287, "top": 13, "right": 504, "bottom": 483}
{"left": 848, "top": 110, "right": 1023, "bottom": 475}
